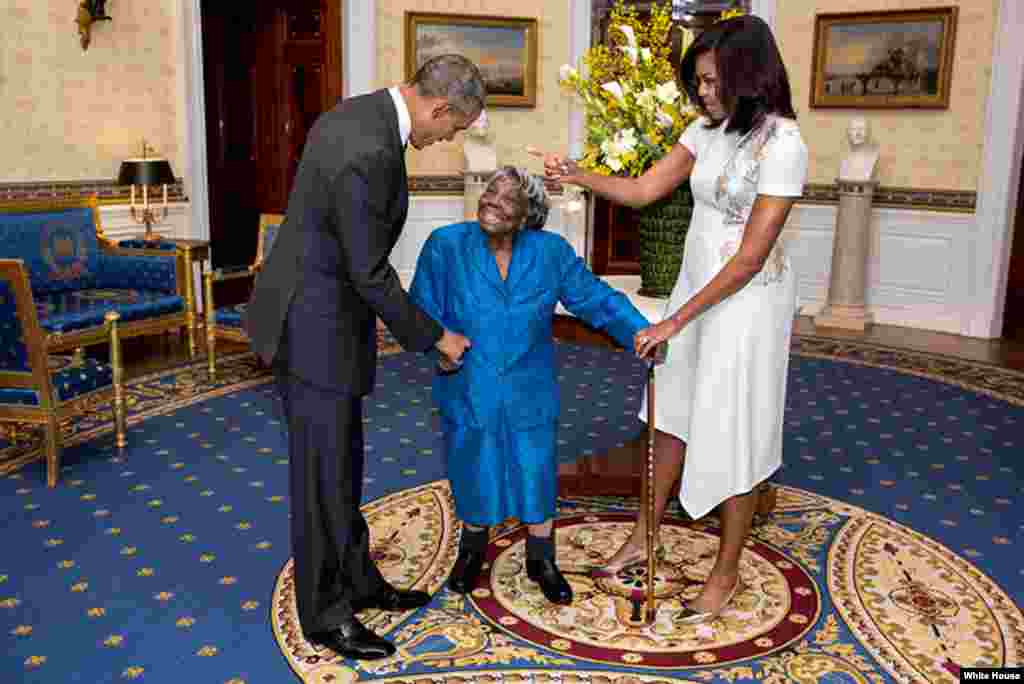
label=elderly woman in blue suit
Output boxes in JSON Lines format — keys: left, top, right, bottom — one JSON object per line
{"left": 409, "top": 166, "right": 649, "bottom": 604}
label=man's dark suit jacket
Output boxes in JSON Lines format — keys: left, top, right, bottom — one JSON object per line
{"left": 246, "top": 89, "right": 444, "bottom": 395}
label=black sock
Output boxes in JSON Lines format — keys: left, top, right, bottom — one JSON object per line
{"left": 460, "top": 526, "right": 489, "bottom": 554}
{"left": 526, "top": 533, "right": 555, "bottom": 562}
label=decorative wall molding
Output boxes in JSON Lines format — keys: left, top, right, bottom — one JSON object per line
{"left": 0, "top": 176, "right": 978, "bottom": 216}
{"left": 178, "top": 0, "right": 211, "bottom": 242}
{"left": 801, "top": 183, "right": 976, "bottom": 213}
{"left": 965, "top": 0, "right": 1024, "bottom": 338}
{"left": 405, "top": 176, "right": 973, "bottom": 212}
{"left": 408, "top": 175, "right": 566, "bottom": 196}
{"left": 0, "top": 179, "right": 188, "bottom": 205}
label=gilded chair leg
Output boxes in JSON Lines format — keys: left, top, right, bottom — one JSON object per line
{"left": 105, "top": 311, "right": 128, "bottom": 449}
{"left": 184, "top": 246, "right": 198, "bottom": 359}
{"left": 204, "top": 269, "right": 216, "bottom": 381}
{"left": 45, "top": 414, "right": 60, "bottom": 488}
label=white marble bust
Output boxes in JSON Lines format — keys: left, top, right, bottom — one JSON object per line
{"left": 839, "top": 116, "right": 880, "bottom": 182}
{"left": 463, "top": 109, "right": 497, "bottom": 173}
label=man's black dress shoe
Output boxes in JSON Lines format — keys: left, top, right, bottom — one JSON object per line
{"left": 448, "top": 549, "right": 485, "bottom": 594}
{"left": 307, "top": 616, "right": 395, "bottom": 660}
{"left": 352, "top": 586, "right": 431, "bottom": 613}
{"left": 526, "top": 558, "right": 573, "bottom": 605}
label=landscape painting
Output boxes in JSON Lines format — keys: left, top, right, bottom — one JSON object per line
{"left": 810, "top": 8, "right": 958, "bottom": 109}
{"left": 405, "top": 13, "right": 538, "bottom": 108}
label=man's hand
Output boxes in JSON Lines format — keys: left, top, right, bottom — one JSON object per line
{"left": 436, "top": 329, "right": 471, "bottom": 364}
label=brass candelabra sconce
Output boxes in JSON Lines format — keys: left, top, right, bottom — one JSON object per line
{"left": 76, "top": 0, "right": 112, "bottom": 51}
{"left": 117, "top": 141, "right": 176, "bottom": 243}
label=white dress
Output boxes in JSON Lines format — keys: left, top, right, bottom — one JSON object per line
{"left": 641, "top": 114, "right": 809, "bottom": 520}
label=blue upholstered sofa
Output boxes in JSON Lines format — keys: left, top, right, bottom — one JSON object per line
{"left": 0, "top": 197, "right": 189, "bottom": 354}
{"left": 1, "top": 259, "right": 128, "bottom": 487}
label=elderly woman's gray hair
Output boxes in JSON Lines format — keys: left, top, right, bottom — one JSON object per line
{"left": 486, "top": 166, "right": 550, "bottom": 230}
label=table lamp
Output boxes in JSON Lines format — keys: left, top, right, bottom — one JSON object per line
{"left": 117, "top": 142, "right": 176, "bottom": 243}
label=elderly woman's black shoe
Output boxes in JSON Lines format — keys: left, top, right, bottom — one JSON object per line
{"left": 526, "top": 558, "right": 573, "bottom": 605}
{"left": 449, "top": 549, "right": 486, "bottom": 594}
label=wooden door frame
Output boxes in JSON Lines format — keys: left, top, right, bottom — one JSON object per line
{"left": 178, "top": 0, "right": 343, "bottom": 245}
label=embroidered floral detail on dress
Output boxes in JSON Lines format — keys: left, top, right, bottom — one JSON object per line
{"left": 713, "top": 116, "right": 800, "bottom": 285}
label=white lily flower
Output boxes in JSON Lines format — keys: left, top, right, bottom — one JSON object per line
{"left": 655, "top": 81, "right": 681, "bottom": 105}
{"left": 603, "top": 128, "right": 638, "bottom": 159}
{"left": 636, "top": 89, "right": 658, "bottom": 111}
{"left": 558, "top": 64, "right": 578, "bottom": 82}
{"left": 621, "top": 45, "right": 638, "bottom": 65}
{"left": 640, "top": 47, "right": 652, "bottom": 63}
{"left": 601, "top": 81, "right": 625, "bottom": 102}
{"left": 656, "top": 110, "right": 674, "bottom": 129}
{"left": 617, "top": 25, "right": 637, "bottom": 48}
{"left": 679, "top": 28, "right": 695, "bottom": 59}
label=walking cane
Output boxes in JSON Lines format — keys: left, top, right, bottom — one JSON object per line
{"left": 643, "top": 355, "right": 658, "bottom": 623}
{"left": 638, "top": 343, "right": 666, "bottom": 625}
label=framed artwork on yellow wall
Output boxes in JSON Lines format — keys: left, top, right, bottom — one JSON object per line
{"left": 405, "top": 12, "right": 538, "bottom": 108}
{"left": 810, "top": 7, "right": 958, "bottom": 109}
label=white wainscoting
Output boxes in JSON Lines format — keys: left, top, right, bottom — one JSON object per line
{"left": 395, "top": 197, "right": 976, "bottom": 335}
{"left": 787, "top": 204, "right": 973, "bottom": 335}
{"left": 98, "top": 203, "right": 193, "bottom": 242}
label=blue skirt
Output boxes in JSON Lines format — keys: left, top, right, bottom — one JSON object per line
{"left": 442, "top": 414, "right": 557, "bottom": 526}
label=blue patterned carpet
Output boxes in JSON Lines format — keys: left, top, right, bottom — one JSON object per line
{"left": 1, "top": 341, "right": 1022, "bottom": 683}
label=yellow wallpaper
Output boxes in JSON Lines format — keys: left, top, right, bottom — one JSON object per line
{"left": 0, "top": 0, "right": 180, "bottom": 182}
{"left": 775, "top": 0, "right": 998, "bottom": 190}
{"left": 376, "top": 0, "right": 570, "bottom": 177}
{"left": 0, "top": 1, "right": 997, "bottom": 193}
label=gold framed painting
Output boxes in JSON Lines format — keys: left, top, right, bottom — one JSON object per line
{"left": 810, "top": 7, "right": 958, "bottom": 109}
{"left": 405, "top": 12, "right": 538, "bottom": 108}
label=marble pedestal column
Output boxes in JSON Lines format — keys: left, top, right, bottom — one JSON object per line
{"left": 814, "top": 178, "right": 877, "bottom": 332}
{"left": 464, "top": 171, "right": 493, "bottom": 220}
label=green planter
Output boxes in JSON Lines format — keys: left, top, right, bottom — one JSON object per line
{"left": 637, "top": 182, "right": 693, "bottom": 299}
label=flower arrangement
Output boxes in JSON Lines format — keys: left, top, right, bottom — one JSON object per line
{"left": 558, "top": 2, "right": 745, "bottom": 178}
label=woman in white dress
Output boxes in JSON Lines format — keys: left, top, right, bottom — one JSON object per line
{"left": 539, "top": 15, "right": 808, "bottom": 623}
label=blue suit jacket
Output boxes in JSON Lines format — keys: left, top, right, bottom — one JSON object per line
{"left": 409, "top": 222, "right": 649, "bottom": 431}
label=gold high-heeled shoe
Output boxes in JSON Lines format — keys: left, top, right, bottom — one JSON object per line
{"left": 592, "top": 541, "right": 666, "bottom": 576}
{"left": 675, "top": 578, "right": 741, "bottom": 625}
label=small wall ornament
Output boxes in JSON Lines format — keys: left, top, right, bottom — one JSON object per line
{"left": 76, "top": 0, "right": 112, "bottom": 51}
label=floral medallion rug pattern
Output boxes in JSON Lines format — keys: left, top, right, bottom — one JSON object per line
{"left": 271, "top": 481, "right": 1022, "bottom": 684}
{"left": 1, "top": 335, "right": 1022, "bottom": 684}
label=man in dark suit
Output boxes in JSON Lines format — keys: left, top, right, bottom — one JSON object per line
{"left": 246, "top": 55, "right": 486, "bottom": 660}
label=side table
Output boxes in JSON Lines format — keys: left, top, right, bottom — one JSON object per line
{"left": 116, "top": 237, "right": 211, "bottom": 357}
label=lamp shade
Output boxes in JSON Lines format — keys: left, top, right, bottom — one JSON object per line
{"left": 117, "top": 158, "right": 176, "bottom": 186}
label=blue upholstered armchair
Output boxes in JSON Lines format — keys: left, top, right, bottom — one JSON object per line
{"left": 0, "top": 259, "right": 127, "bottom": 487}
{"left": 203, "top": 213, "right": 282, "bottom": 378}
{"left": 0, "top": 198, "right": 189, "bottom": 361}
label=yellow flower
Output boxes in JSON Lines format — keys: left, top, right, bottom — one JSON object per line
{"left": 560, "top": 2, "right": 743, "bottom": 177}
{"left": 560, "top": 0, "right": 699, "bottom": 177}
